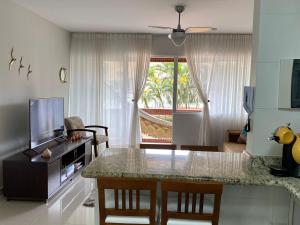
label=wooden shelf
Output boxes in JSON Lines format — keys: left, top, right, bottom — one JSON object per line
{"left": 3, "top": 138, "right": 93, "bottom": 201}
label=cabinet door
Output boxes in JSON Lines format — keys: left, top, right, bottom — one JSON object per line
{"left": 48, "top": 159, "right": 61, "bottom": 197}
{"left": 293, "top": 200, "right": 300, "bottom": 225}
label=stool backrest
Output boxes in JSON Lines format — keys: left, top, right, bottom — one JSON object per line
{"left": 161, "top": 180, "right": 223, "bottom": 225}
{"left": 180, "top": 145, "right": 219, "bottom": 152}
{"left": 140, "top": 143, "right": 176, "bottom": 150}
{"left": 98, "top": 177, "right": 157, "bottom": 225}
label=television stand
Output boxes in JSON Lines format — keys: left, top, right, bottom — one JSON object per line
{"left": 55, "top": 136, "right": 68, "bottom": 143}
{"left": 3, "top": 137, "right": 92, "bottom": 201}
{"left": 23, "top": 148, "right": 39, "bottom": 157}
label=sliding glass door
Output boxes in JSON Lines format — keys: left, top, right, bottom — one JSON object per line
{"left": 139, "top": 58, "right": 174, "bottom": 143}
{"left": 139, "top": 58, "right": 202, "bottom": 144}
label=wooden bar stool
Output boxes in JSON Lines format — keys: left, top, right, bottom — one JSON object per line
{"left": 97, "top": 177, "right": 157, "bottom": 225}
{"left": 140, "top": 143, "right": 177, "bottom": 150}
{"left": 180, "top": 145, "right": 219, "bottom": 152}
{"left": 161, "top": 180, "right": 223, "bottom": 225}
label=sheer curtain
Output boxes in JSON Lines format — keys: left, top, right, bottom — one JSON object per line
{"left": 185, "top": 34, "right": 252, "bottom": 146}
{"left": 69, "top": 33, "right": 152, "bottom": 147}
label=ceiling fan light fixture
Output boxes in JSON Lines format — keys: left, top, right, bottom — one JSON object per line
{"left": 149, "top": 5, "right": 215, "bottom": 47}
{"left": 168, "top": 32, "right": 186, "bottom": 46}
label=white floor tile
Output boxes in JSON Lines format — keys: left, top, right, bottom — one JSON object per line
{"left": 0, "top": 176, "right": 95, "bottom": 225}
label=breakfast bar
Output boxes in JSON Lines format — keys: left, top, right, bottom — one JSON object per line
{"left": 82, "top": 148, "right": 300, "bottom": 225}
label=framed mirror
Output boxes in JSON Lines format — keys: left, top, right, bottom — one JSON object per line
{"left": 59, "top": 67, "right": 67, "bottom": 83}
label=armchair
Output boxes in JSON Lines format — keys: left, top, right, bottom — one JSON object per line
{"left": 64, "top": 116, "right": 109, "bottom": 157}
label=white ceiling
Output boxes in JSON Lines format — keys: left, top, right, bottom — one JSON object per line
{"left": 12, "top": 0, "right": 254, "bottom": 33}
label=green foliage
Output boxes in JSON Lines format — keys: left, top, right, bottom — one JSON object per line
{"left": 140, "top": 62, "right": 201, "bottom": 109}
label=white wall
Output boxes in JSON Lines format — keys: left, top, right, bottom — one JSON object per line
{"left": 173, "top": 112, "right": 201, "bottom": 147}
{"left": 152, "top": 34, "right": 185, "bottom": 57}
{"left": 0, "top": 0, "right": 70, "bottom": 188}
{"left": 247, "top": 0, "right": 300, "bottom": 156}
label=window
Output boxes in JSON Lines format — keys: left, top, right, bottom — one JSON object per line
{"left": 176, "top": 61, "right": 203, "bottom": 112}
{"left": 141, "top": 59, "right": 174, "bottom": 110}
{"left": 139, "top": 57, "right": 202, "bottom": 144}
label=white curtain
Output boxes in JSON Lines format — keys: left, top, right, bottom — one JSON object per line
{"left": 69, "top": 33, "right": 152, "bottom": 147}
{"left": 185, "top": 34, "right": 252, "bottom": 146}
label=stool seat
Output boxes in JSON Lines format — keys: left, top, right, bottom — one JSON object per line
{"left": 105, "top": 216, "right": 150, "bottom": 224}
{"left": 167, "top": 219, "right": 212, "bottom": 225}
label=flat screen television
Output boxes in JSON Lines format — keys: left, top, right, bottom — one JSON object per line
{"left": 30, "top": 97, "right": 64, "bottom": 149}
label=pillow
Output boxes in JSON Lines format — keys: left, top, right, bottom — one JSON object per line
{"left": 64, "top": 116, "right": 86, "bottom": 137}
{"left": 237, "top": 126, "right": 247, "bottom": 144}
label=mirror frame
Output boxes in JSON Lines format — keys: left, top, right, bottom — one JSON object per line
{"left": 59, "top": 67, "right": 67, "bottom": 83}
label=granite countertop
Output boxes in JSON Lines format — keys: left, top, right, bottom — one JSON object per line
{"left": 82, "top": 148, "right": 300, "bottom": 201}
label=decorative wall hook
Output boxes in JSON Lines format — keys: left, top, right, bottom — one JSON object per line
{"left": 27, "top": 64, "right": 32, "bottom": 80}
{"left": 18, "top": 57, "right": 24, "bottom": 75}
{"left": 9, "top": 48, "right": 17, "bottom": 71}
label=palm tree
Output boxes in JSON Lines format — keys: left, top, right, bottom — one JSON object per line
{"left": 141, "top": 62, "right": 173, "bottom": 108}
{"left": 140, "top": 62, "right": 201, "bottom": 109}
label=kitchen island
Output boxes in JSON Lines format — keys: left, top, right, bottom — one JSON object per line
{"left": 82, "top": 148, "right": 300, "bottom": 225}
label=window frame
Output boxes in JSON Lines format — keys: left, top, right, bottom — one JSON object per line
{"left": 150, "top": 57, "right": 202, "bottom": 113}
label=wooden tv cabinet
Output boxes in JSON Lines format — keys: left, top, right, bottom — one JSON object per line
{"left": 3, "top": 137, "right": 92, "bottom": 201}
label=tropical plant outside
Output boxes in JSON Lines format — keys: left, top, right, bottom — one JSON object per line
{"left": 139, "top": 62, "right": 202, "bottom": 110}
{"left": 177, "top": 62, "right": 202, "bottom": 110}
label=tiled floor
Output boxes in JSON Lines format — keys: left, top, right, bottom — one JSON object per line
{"left": 0, "top": 176, "right": 95, "bottom": 225}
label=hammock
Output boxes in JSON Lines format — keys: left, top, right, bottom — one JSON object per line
{"left": 139, "top": 109, "right": 172, "bottom": 139}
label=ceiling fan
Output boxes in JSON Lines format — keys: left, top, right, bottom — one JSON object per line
{"left": 149, "top": 5, "right": 217, "bottom": 46}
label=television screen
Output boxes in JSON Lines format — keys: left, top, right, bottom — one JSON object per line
{"left": 30, "top": 98, "right": 64, "bottom": 149}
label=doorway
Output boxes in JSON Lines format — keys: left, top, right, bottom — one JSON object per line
{"left": 139, "top": 57, "right": 202, "bottom": 144}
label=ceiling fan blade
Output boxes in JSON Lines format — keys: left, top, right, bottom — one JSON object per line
{"left": 186, "top": 27, "right": 217, "bottom": 33}
{"left": 148, "top": 26, "right": 175, "bottom": 30}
